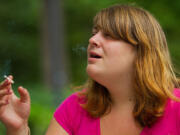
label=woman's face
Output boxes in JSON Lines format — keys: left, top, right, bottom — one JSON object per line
{"left": 86, "top": 29, "right": 137, "bottom": 85}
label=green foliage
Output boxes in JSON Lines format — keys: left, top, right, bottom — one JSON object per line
{"left": 29, "top": 103, "right": 54, "bottom": 135}
{"left": 0, "top": 0, "right": 41, "bottom": 82}
{"left": 26, "top": 83, "right": 73, "bottom": 135}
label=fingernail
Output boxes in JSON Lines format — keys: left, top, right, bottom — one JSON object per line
{"left": 4, "top": 79, "right": 9, "bottom": 84}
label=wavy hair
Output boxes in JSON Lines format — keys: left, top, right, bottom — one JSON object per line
{"left": 79, "top": 4, "right": 180, "bottom": 127}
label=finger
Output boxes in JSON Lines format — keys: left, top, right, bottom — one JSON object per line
{"left": 0, "top": 100, "right": 9, "bottom": 106}
{"left": 0, "top": 96, "right": 9, "bottom": 106}
{"left": 6, "top": 75, "right": 14, "bottom": 84}
{"left": 7, "top": 75, "right": 13, "bottom": 80}
{"left": 0, "top": 88, "right": 12, "bottom": 97}
{"left": 18, "top": 86, "right": 30, "bottom": 103}
{"left": 0, "top": 75, "right": 14, "bottom": 89}
{"left": 0, "top": 84, "right": 12, "bottom": 95}
{"left": 0, "top": 80, "right": 10, "bottom": 89}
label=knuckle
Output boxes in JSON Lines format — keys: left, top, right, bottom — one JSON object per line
{"left": 0, "top": 89, "right": 7, "bottom": 95}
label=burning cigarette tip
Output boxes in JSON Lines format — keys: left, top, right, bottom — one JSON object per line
{"left": 4, "top": 75, "right": 14, "bottom": 84}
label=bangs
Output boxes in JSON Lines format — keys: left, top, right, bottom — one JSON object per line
{"left": 93, "top": 5, "right": 138, "bottom": 45}
{"left": 93, "top": 8, "right": 120, "bottom": 40}
{"left": 93, "top": 10, "right": 119, "bottom": 39}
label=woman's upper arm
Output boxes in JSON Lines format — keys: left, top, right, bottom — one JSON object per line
{"left": 46, "top": 117, "right": 69, "bottom": 135}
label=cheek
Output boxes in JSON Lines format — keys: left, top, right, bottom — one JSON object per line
{"left": 105, "top": 47, "right": 125, "bottom": 65}
{"left": 105, "top": 49, "right": 136, "bottom": 72}
{"left": 107, "top": 44, "right": 136, "bottom": 62}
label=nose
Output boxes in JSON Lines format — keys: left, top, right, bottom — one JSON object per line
{"left": 88, "top": 32, "right": 101, "bottom": 48}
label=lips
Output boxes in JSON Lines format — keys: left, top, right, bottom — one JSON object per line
{"left": 89, "top": 51, "right": 102, "bottom": 59}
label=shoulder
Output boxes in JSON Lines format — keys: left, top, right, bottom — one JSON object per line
{"left": 53, "top": 91, "right": 87, "bottom": 134}
{"left": 145, "top": 88, "right": 180, "bottom": 134}
{"left": 165, "top": 88, "right": 180, "bottom": 133}
{"left": 54, "top": 92, "right": 84, "bottom": 119}
{"left": 166, "top": 88, "right": 180, "bottom": 109}
{"left": 165, "top": 88, "right": 180, "bottom": 118}
{"left": 173, "top": 88, "right": 180, "bottom": 111}
{"left": 173, "top": 88, "right": 180, "bottom": 98}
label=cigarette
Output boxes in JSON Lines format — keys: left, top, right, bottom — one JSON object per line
{"left": 4, "top": 75, "right": 14, "bottom": 84}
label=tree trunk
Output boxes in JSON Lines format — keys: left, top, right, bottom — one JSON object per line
{"left": 41, "top": 0, "right": 69, "bottom": 104}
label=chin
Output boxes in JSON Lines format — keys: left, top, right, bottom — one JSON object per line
{"left": 86, "top": 66, "right": 96, "bottom": 78}
{"left": 86, "top": 66, "right": 107, "bottom": 86}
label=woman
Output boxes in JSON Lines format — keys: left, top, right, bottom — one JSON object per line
{"left": 0, "top": 4, "right": 180, "bottom": 135}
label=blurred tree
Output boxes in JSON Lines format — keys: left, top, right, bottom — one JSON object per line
{"left": 41, "top": 0, "right": 69, "bottom": 103}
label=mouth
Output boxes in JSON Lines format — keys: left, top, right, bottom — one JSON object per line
{"left": 89, "top": 51, "right": 102, "bottom": 59}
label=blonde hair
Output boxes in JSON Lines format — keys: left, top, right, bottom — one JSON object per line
{"left": 79, "top": 4, "right": 180, "bottom": 127}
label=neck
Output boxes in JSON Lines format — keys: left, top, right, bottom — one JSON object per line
{"left": 104, "top": 73, "right": 135, "bottom": 109}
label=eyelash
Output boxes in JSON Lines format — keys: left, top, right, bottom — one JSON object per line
{"left": 91, "top": 31, "right": 111, "bottom": 39}
{"left": 91, "top": 32, "right": 96, "bottom": 36}
{"left": 92, "top": 30, "right": 97, "bottom": 36}
{"left": 103, "top": 33, "right": 111, "bottom": 38}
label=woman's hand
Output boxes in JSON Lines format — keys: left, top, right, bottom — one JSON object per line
{"left": 0, "top": 75, "right": 30, "bottom": 135}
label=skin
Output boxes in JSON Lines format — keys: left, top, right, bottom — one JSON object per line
{"left": 0, "top": 30, "right": 141, "bottom": 135}
{"left": 0, "top": 76, "right": 30, "bottom": 135}
{"left": 0, "top": 76, "right": 67, "bottom": 135}
{"left": 87, "top": 30, "right": 137, "bottom": 105}
{"left": 87, "top": 30, "right": 142, "bottom": 135}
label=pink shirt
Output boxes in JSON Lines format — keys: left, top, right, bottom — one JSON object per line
{"left": 54, "top": 88, "right": 180, "bottom": 135}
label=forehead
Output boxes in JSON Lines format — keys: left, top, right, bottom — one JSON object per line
{"left": 92, "top": 21, "right": 120, "bottom": 40}
{"left": 92, "top": 6, "right": 140, "bottom": 46}
{"left": 92, "top": 8, "right": 125, "bottom": 41}
{"left": 92, "top": 26, "right": 102, "bottom": 33}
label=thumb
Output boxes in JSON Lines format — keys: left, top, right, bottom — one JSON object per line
{"left": 18, "top": 86, "right": 30, "bottom": 103}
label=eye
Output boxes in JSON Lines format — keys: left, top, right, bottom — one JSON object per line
{"left": 103, "top": 32, "right": 112, "bottom": 39}
{"left": 92, "top": 32, "right": 96, "bottom": 36}
{"left": 92, "top": 29, "right": 98, "bottom": 36}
